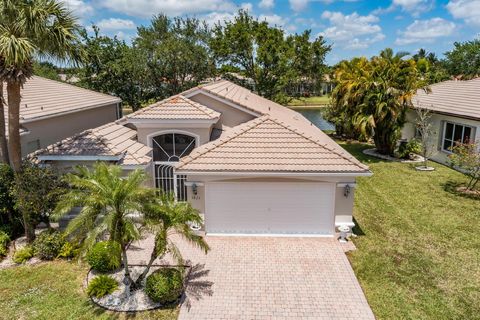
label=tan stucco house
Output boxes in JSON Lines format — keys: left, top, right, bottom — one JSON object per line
{"left": 3, "top": 76, "right": 121, "bottom": 155}
{"left": 36, "top": 80, "right": 371, "bottom": 236}
{"left": 402, "top": 78, "right": 480, "bottom": 165}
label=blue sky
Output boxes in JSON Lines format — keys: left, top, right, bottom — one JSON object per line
{"left": 63, "top": 0, "right": 480, "bottom": 64}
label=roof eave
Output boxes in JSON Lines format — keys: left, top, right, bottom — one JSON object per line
{"left": 175, "top": 170, "right": 373, "bottom": 177}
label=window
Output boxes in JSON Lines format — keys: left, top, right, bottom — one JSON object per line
{"left": 152, "top": 133, "right": 196, "bottom": 162}
{"left": 442, "top": 122, "right": 473, "bottom": 152}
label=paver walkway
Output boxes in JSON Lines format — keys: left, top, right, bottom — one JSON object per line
{"left": 128, "top": 235, "right": 374, "bottom": 320}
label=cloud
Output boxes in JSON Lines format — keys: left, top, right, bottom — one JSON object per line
{"left": 61, "top": 0, "right": 94, "bottom": 18}
{"left": 373, "top": 0, "right": 433, "bottom": 17}
{"left": 289, "top": 0, "right": 310, "bottom": 12}
{"left": 395, "top": 18, "right": 456, "bottom": 45}
{"left": 96, "top": 18, "right": 136, "bottom": 31}
{"left": 240, "top": 2, "right": 253, "bottom": 11}
{"left": 447, "top": 0, "right": 480, "bottom": 26}
{"left": 99, "top": 0, "right": 237, "bottom": 18}
{"left": 319, "top": 11, "right": 385, "bottom": 49}
{"left": 259, "top": 0, "right": 275, "bottom": 9}
{"left": 202, "top": 11, "right": 236, "bottom": 27}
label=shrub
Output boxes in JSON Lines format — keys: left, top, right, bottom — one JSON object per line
{"left": 145, "top": 268, "right": 184, "bottom": 304}
{"left": 396, "top": 139, "right": 421, "bottom": 159}
{"left": 13, "top": 246, "right": 34, "bottom": 264}
{"left": 57, "top": 241, "right": 79, "bottom": 259}
{"left": 0, "top": 231, "right": 10, "bottom": 257}
{"left": 86, "top": 241, "right": 121, "bottom": 273}
{"left": 87, "top": 275, "right": 118, "bottom": 298}
{"left": 33, "top": 230, "right": 66, "bottom": 260}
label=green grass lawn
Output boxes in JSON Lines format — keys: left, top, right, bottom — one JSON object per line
{"left": 286, "top": 96, "right": 330, "bottom": 106}
{"left": 0, "top": 261, "right": 178, "bottom": 320}
{"left": 340, "top": 141, "right": 480, "bottom": 320}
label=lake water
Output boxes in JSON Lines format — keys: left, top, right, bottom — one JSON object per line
{"left": 294, "top": 107, "right": 335, "bottom": 131}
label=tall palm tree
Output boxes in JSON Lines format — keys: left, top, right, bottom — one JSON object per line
{"left": 0, "top": 0, "right": 82, "bottom": 171}
{"left": 134, "top": 192, "right": 209, "bottom": 287}
{"left": 54, "top": 163, "right": 157, "bottom": 287}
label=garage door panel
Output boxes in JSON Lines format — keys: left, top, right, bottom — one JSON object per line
{"left": 205, "top": 182, "right": 334, "bottom": 235}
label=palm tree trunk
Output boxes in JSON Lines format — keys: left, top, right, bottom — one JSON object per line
{"left": 0, "top": 82, "right": 10, "bottom": 164}
{"left": 135, "top": 245, "right": 160, "bottom": 287}
{"left": 121, "top": 247, "right": 134, "bottom": 294}
{"left": 6, "top": 81, "right": 22, "bottom": 172}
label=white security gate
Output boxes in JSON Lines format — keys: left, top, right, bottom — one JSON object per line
{"left": 155, "top": 164, "right": 187, "bottom": 201}
{"left": 205, "top": 181, "right": 335, "bottom": 235}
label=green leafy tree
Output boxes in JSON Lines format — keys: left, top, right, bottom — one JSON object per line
{"left": 444, "top": 39, "right": 480, "bottom": 79}
{"left": 12, "top": 161, "right": 66, "bottom": 242}
{"left": 32, "top": 61, "right": 61, "bottom": 81}
{"left": 0, "top": 163, "right": 19, "bottom": 234}
{"left": 135, "top": 14, "right": 215, "bottom": 100}
{"left": 54, "top": 163, "right": 157, "bottom": 288}
{"left": 449, "top": 143, "right": 480, "bottom": 191}
{"left": 134, "top": 192, "right": 209, "bottom": 287}
{"left": 412, "top": 49, "right": 449, "bottom": 84}
{"left": 0, "top": 0, "right": 82, "bottom": 172}
{"left": 331, "top": 49, "right": 426, "bottom": 155}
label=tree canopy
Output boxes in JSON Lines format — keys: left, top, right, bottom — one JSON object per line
{"left": 443, "top": 39, "right": 480, "bottom": 79}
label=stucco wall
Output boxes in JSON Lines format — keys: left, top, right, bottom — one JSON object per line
{"left": 136, "top": 126, "right": 212, "bottom": 146}
{"left": 188, "top": 93, "right": 256, "bottom": 128}
{"left": 21, "top": 103, "right": 119, "bottom": 155}
{"left": 402, "top": 110, "right": 480, "bottom": 165}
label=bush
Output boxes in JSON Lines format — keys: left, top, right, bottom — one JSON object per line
{"left": 86, "top": 241, "right": 121, "bottom": 273}
{"left": 0, "top": 231, "right": 10, "bottom": 257}
{"left": 57, "top": 241, "right": 79, "bottom": 259}
{"left": 396, "top": 139, "right": 421, "bottom": 159}
{"left": 13, "top": 246, "right": 34, "bottom": 264}
{"left": 145, "top": 268, "right": 184, "bottom": 304}
{"left": 87, "top": 275, "right": 118, "bottom": 298}
{"left": 33, "top": 230, "right": 66, "bottom": 260}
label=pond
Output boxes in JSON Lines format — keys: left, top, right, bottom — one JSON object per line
{"left": 294, "top": 107, "right": 335, "bottom": 131}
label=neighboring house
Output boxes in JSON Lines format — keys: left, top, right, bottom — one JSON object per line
{"left": 402, "top": 78, "right": 480, "bottom": 165}
{"left": 36, "top": 80, "right": 371, "bottom": 236}
{"left": 2, "top": 76, "right": 121, "bottom": 155}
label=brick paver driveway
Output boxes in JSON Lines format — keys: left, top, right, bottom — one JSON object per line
{"left": 128, "top": 235, "right": 374, "bottom": 320}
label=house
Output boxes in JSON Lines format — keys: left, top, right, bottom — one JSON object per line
{"left": 402, "top": 78, "right": 480, "bottom": 165}
{"left": 36, "top": 80, "right": 371, "bottom": 236}
{"left": 2, "top": 76, "right": 122, "bottom": 155}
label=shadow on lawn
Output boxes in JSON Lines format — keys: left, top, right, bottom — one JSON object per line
{"left": 442, "top": 180, "right": 480, "bottom": 200}
{"left": 352, "top": 217, "right": 366, "bottom": 236}
{"left": 336, "top": 141, "right": 387, "bottom": 165}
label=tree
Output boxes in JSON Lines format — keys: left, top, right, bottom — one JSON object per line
{"left": 210, "top": 10, "right": 330, "bottom": 103}
{"left": 414, "top": 107, "right": 436, "bottom": 169}
{"left": 32, "top": 61, "right": 61, "bottom": 81}
{"left": 79, "top": 26, "right": 151, "bottom": 112}
{"left": 331, "top": 49, "right": 426, "bottom": 155}
{"left": 134, "top": 192, "right": 209, "bottom": 287}
{"left": 54, "top": 163, "right": 157, "bottom": 289}
{"left": 449, "top": 143, "right": 480, "bottom": 191}
{"left": 11, "top": 161, "right": 66, "bottom": 242}
{"left": 0, "top": 163, "right": 19, "bottom": 234}
{"left": 135, "top": 15, "right": 215, "bottom": 101}
{"left": 444, "top": 39, "right": 480, "bottom": 79}
{"left": 0, "top": 79, "right": 8, "bottom": 163}
{"left": 0, "top": 0, "right": 82, "bottom": 172}
{"left": 413, "top": 49, "right": 449, "bottom": 85}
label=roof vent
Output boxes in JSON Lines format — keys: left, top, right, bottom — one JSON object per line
{"left": 41, "top": 107, "right": 44, "bottom": 110}
{"left": 25, "top": 104, "right": 27, "bottom": 108}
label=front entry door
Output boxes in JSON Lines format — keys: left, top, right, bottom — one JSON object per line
{"left": 155, "top": 164, "right": 187, "bottom": 201}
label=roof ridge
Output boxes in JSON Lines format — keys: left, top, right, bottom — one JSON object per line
{"left": 178, "top": 95, "right": 220, "bottom": 118}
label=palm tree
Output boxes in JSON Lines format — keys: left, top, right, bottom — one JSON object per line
{"left": 134, "top": 192, "right": 209, "bottom": 287}
{"left": 0, "top": 79, "right": 8, "bottom": 163}
{"left": 0, "top": 0, "right": 82, "bottom": 171}
{"left": 54, "top": 163, "right": 157, "bottom": 288}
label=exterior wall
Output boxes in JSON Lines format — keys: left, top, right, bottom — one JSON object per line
{"left": 188, "top": 93, "right": 256, "bottom": 128}
{"left": 21, "top": 103, "right": 119, "bottom": 155}
{"left": 136, "top": 126, "right": 212, "bottom": 146}
{"left": 183, "top": 174, "right": 357, "bottom": 229}
{"left": 402, "top": 110, "right": 480, "bottom": 165}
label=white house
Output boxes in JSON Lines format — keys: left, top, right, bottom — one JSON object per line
{"left": 35, "top": 80, "right": 371, "bottom": 236}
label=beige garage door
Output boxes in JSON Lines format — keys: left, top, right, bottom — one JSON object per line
{"left": 205, "top": 181, "right": 335, "bottom": 235}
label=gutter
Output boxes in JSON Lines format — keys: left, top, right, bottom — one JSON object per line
{"left": 175, "top": 170, "right": 373, "bottom": 177}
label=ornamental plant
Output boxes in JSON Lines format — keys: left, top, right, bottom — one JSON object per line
{"left": 449, "top": 142, "right": 480, "bottom": 191}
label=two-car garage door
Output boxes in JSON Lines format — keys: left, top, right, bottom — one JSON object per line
{"left": 205, "top": 181, "right": 335, "bottom": 235}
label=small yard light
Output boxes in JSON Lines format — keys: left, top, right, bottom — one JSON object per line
{"left": 344, "top": 184, "right": 351, "bottom": 198}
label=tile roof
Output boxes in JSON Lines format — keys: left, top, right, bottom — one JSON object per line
{"left": 413, "top": 78, "right": 480, "bottom": 120}
{"left": 2, "top": 76, "right": 121, "bottom": 123}
{"left": 176, "top": 115, "right": 369, "bottom": 173}
{"left": 127, "top": 95, "right": 220, "bottom": 120}
{"left": 35, "top": 121, "right": 151, "bottom": 166}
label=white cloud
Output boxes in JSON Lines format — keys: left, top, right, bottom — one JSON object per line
{"left": 447, "top": 0, "right": 480, "bottom": 26}
{"left": 320, "top": 11, "right": 384, "bottom": 49}
{"left": 289, "top": 0, "right": 310, "bottom": 12}
{"left": 395, "top": 18, "right": 456, "bottom": 45}
{"left": 240, "top": 2, "right": 253, "bottom": 11}
{"left": 259, "top": 0, "right": 274, "bottom": 9}
{"left": 61, "top": 0, "right": 94, "bottom": 18}
{"left": 96, "top": 18, "right": 136, "bottom": 31}
{"left": 99, "top": 0, "right": 237, "bottom": 18}
{"left": 373, "top": 0, "right": 433, "bottom": 17}
{"left": 202, "top": 11, "right": 236, "bottom": 27}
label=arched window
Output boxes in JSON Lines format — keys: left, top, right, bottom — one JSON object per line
{"left": 152, "top": 133, "right": 196, "bottom": 162}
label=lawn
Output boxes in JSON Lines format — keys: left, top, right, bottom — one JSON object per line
{"left": 341, "top": 141, "right": 480, "bottom": 320}
{"left": 0, "top": 261, "right": 178, "bottom": 320}
{"left": 286, "top": 95, "right": 330, "bottom": 106}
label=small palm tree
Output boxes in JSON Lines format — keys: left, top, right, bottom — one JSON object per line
{"left": 54, "top": 163, "right": 156, "bottom": 287}
{"left": 0, "top": 0, "right": 82, "bottom": 171}
{"left": 134, "top": 192, "right": 209, "bottom": 287}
